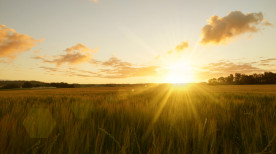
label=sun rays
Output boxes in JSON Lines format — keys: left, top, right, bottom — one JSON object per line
{"left": 142, "top": 83, "right": 209, "bottom": 140}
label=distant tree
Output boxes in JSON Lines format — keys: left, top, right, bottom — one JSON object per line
{"left": 208, "top": 78, "right": 218, "bottom": 85}
{"left": 22, "top": 82, "right": 33, "bottom": 88}
{"left": 1, "top": 84, "right": 21, "bottom": 89}
{"left": 226, "top": 74, "right": 234, "bottom": 84}
{"left": 218, "top": 77, "right": 226, "bottom": 84}
{"left": 253, "top": 73, "right": 262, "bottom": 84}
{"left": 234, "top": 73, "right": 241, "bottom": 84}
{"left": 50, "top": 82, "right": 75, "bottom": 88}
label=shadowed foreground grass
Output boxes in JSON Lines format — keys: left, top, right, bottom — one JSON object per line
{"left": 0, "top": 84, "right": 275, "bottom": 154}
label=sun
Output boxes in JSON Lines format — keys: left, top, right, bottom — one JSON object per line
{"left": 165, "top": 60, "right": 194, "bottom": 84}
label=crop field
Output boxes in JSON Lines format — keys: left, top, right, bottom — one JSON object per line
{"left": 0, "top": 84, "right": 275, "bottom": 154}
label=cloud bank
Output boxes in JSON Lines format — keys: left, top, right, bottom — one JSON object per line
{"left": 200, "top": 11, "right": 271, "bottom": 45}
{"left": 0, "top": 25, "right": 41, "bottom": 58}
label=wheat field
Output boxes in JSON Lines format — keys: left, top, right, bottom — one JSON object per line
{"left": 0, "top": 84, "right": 275, "bottom": 154}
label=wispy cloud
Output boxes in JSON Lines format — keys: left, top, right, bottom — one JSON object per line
{"left": 259, "top": 58, "right": 276, "bottom": 66}
{"left": 34, "top": 50, "right": 41, "bottom": 54}
{"left": 101, "top": 56, "right": 132, "bottom": 67}
{"left": 40, "top": 66, "right": 60, "bottom": 72}
{"left": 39, "top": 56, "right": 159, "bottom": 79}
{"left": 260, "top": 58, "right": 276, "bottom": 63}
{"left": 175, "top": 41, "right": 189, "bottom": 52}
{"left": 156, "top": 41, "right": 190, "bottom": 60}
{"left": 167, "top": 41, "right": 189, "bottom": 55}
{"left": 200, "top": 11, "right": 271, "bottom": 45}
{"left": 96, "top": 56, "right": 159, "bottom": 78}
{"left": 34, "top": 43, "right": 97, "bottom": 66}
{"left": 202, "top": 61, "right": 263, "bottom": 74}
{"left": 0, "top": 25, "right": 42, "bottom": 58}
{"left": 99, "top": 65, "right": 159, "bottom": 78}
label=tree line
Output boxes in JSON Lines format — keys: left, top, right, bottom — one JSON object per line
{"left": 208, "top": 72, "right": 276, "bottom": 85}
{"left": 0, "top": 81, "right": 79, "bottom": 89}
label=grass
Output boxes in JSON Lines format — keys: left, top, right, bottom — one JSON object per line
{"left": 0, "top": 84, "right": 275, "bottom": 154}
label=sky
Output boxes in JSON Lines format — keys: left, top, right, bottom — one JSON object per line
{"left": 0, "top": 0, "right": 276, "bottom": 84}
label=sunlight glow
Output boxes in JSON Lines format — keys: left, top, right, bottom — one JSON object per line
{"left": 165, "top": 60, "right": 194, "bottom": 83}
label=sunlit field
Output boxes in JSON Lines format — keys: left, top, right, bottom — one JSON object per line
{"left": 0, "top": 84, "right": 275, "bottom": 154}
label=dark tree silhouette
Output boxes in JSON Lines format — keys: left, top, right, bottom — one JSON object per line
{"left": 0, "top": 81, "right": 77, "bottom": 89}
{"left": 208, "top": 72, "right": 276, "bottom": 85}
{"left": 0, "top": 84, "right": 21, "bottom": 89}
{"left": 22, "top": 82, "right": 33, "bottom": 88}
{"left": 49, "top": 82, "right": 75, "bottom": 88}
